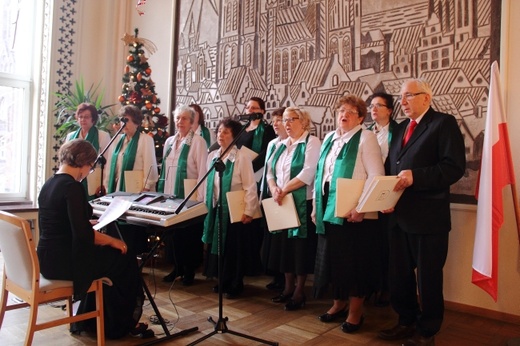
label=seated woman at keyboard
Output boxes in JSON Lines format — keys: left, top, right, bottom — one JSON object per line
{"left": 37, "top": 139, "right": 153, "bottom": 339}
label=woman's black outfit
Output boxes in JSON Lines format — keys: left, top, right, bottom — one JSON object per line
{"left": 37, "top": 174, "right": 143, "bottom": 339}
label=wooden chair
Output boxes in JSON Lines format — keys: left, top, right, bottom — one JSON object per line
{"left": 0, "top": 210, "right": 109, "bottom": 345}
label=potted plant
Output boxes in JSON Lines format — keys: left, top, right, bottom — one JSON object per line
{"left": 54, "top": 76, "right": 117, "bottom": 140}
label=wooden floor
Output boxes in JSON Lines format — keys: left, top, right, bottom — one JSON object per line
{"left": 1, "top": 257, "right": 520, "bottom": 345}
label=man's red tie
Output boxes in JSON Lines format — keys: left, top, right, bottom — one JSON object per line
{"left": 402, "top": 120, "right": 417, "bottom": 146}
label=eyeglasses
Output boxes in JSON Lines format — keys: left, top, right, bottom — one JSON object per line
{"left": 88, "top": 164, "right": 96, "bottom": 175}
{"left": 368, "top": 103, "right": 388, "bottom": 110}
{"left": 337, "top": 109, "right": 359, "bottom": 116}
{"left": 77, "top": 115, "right": 92, "bottom": 120}
{"left": 282, "top": 117, "right": 300, "bottom": 123}
{"left": 398, "top": 92, "right": 426, "bottom": 101}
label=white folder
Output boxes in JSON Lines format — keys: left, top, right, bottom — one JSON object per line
{"left": 334, "top": 178, "right": 365, "bottom": 218}
{"left": 226, "top": 190, "right": 262, "bottom": 223}
{"left": 124, "top": 170, "right": 144, "bottom": 193}
{"left": 261, "top": 193, "right": 300, "bottom": 232}
{"left": 355, "top": 176, "right": 403, "bottom": 213}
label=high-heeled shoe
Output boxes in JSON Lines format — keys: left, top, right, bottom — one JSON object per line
{"left": 272, "top": 291, "right": 294, "bottom": 303}
{"left": 318, "top": 309, "right": 348, "bottom": 322}
{"left": 284, "top": 295, "right": 306, "bottom": 311}
{"left": 341, "top": 315, "right": 364, "bottom": 333}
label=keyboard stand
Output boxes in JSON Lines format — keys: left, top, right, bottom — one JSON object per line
{"left": 114, "top": 223, "right": 198, "bottom": 345}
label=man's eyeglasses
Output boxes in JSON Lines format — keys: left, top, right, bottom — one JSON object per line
{"left": 283, "top": 117, "right": 300, "bottom": 123}
{"left": 398, "top": 92, "right": 426, "bottom": 101}
{"left": 368, "top": 103, "right": 388, "bottom": 110}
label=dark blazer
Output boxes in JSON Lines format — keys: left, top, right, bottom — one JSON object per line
{"left": 385, "top": 107, "right": 466, "bottom": 234}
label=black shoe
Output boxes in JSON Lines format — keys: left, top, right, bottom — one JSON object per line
{"left": 341, "top": 315, "right": 364, "bottom": 333}
{"left": 225, "top": 286, "right": 242, "bottom": 299}
{"left": 266, "top": 281, "right": 284, "bottom": 291}
{"left": 271, "top": 292, "right": 293, "bottom": 303}
{"left": 162, "top": 270, "right": 179, "bottom": 283}
{"left": 403, "top": 334, "right": 435, "bottom": 346}
{"left": 182, "top": 272, "right": 195, "bottom": 286}
{"left": 378, "top": 324, "right": 416, "bottom": 340}
{"left": 284, "top": 295, "right": 306, "bottom": 311}
{"left": 318, "top": 309, "right": 348, "bottom": 323}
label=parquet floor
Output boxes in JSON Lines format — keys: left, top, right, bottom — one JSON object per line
{"left": 1, "top": 257, "right": 520, "bottom": 345}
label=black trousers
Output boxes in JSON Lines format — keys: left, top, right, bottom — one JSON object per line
{"left": 388, "top": 224, "right": 449, "bottom": 338}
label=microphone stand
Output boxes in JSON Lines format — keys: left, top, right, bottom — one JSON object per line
{"left": 184, "top": 118, "right": 278, "bottom": 346}
{"left": 90, "top": 119, "right": 199, "bottom": 345}
{"left": 91, "top": 119, "right": 127, "bottom": 197}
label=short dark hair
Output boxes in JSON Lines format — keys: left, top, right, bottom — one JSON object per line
{"left": 271, "top": 107, "right": 286, "bottom": 118}
{"left": 119, "top": 105, "right": 143, "bottom": 125}
{"left": 217, "top": 117, "right": 242, "bottom": 138}
{"left": 189, "top": 104, "right": 206, "bottom": 127}
{"left": 249, "top": 97, "right": 266, "bottom": 112}
{"left": 368, "top": 92, "right": 394, "bottom": 110}
{"left": 59, "top": 139, "right": 97, "bottom": 167}
{"left": 75, "top": 103, "right": 99, "bottom": 123}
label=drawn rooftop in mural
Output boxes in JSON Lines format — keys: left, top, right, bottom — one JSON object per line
{"left": 175, "top": 0, "right": 498, "bottom": 203}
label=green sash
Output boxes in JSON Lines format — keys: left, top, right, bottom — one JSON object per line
{"left": 202, "top": 153, "right": 235, "bottom": 254}
{"left": 157, "top": 131, "right": 193, "bottom": 197}
{"left": 157, "top": 144, "right": 172, "bottom": 193}
{"left": 260, "top": 139, "right": 278, "bottom": 200}
{"left": 251, "top": 121, "right": 265, "bottom": 153}
{"left": 70, "top": 126, "right": 100, "bottom": 151}
{"left": 200, "top": 126, "right": 211, "bottom": 148}
{"left": 270, "top": 134, "right": 309, "bottom": 238}
{"left": 314, "top": 129, "right": 362, "bottom": 234}
{"left": 70, "top": 127, "right": 100, "bottom": 199}
{"left": 107, "top": 132, "right": 140, "bottom": 193}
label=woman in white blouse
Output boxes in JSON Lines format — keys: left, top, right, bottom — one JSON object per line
{"left": 202, "top": 118, "right": 259, "bottom": 299}
{"left": 103, "top": 105, "right": 158, "bottom": 256}
{"left": 159, "top": 105, "right": 208, "bottom": 285}
{"left": 266, "top": 107, "right": 320, "bottom": 311}
{"left": 312, "top": 95, "right": 385, "bottom": 333}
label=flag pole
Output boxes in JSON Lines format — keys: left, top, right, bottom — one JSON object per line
{"left": 509, "top": 184, "right": 520, "bottom": 243}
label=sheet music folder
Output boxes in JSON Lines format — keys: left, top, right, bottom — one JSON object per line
{"left": 355, "top": 175, "right": 403, "bottom": 213}
{"left": 261, "top": 193, "right": 300, "bottom": 232}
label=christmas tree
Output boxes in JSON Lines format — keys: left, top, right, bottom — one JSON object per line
{"left": 119, "top": 28, "right": 168, "bottom": 158}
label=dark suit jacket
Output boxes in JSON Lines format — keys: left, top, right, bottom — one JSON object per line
{"left": 385, "top": 107, "right": 466, "bottom": 234}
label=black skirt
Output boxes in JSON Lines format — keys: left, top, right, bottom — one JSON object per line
{"left": 267, "top": 200, "right": 318, "bottom": 275}
{"left": 313, "top": 218, "right": 382, "bottom": 300}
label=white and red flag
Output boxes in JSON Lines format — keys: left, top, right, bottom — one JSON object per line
{"left": 472, "top": 61, "right": 516, "bottom": 301}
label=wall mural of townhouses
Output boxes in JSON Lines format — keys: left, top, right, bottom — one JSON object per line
{"left": 175, "top": 0, "right": 501, "bottom": 204}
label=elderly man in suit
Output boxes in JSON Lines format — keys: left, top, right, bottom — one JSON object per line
{"left": 378, "top": 78, "right": 466, "bottom": 346}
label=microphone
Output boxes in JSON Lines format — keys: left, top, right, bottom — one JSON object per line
{"left": 237, "top": 112, "right": 264, "bottom": 122}
{"left": 119, "top": 117, "right": 129, "bottom": 123}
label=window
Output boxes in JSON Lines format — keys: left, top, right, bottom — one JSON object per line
{"left": 0, "top": 0, "right": 37, "bottom": 200}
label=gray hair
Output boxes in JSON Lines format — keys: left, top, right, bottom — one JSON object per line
{"left": 173, "top": 105, "right": 195, "bottom": 124}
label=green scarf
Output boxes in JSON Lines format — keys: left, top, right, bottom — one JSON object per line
{"left": 260, "top": 139, "right": 278, "bottom": 200}
{"left": 70, "top": 126, "right": 100, "bottom": 151}
{"left": 251, "top": 121, "right": 265, "bottom": 153}
{"left": 200, "top": 126, "right": 211, "bottom": 148}
{"left": 202, "top": 154, "right": 235, "bottom": 254}
{"left": 157, "top": 144, "right": 172, "bottom": 193}
{"left": 70, "top": 127, "right": 100, "bottom": 200}
{"left": 314, "top": 129, "right": 362, "bottom": 234}
{"left": 157, "top": 131, "right": 193, "bottom": 197}
{"left": 107, "top": 132, "right": 140, "bottom": 193}
{"left": 270, "top": 134, "right": 309, "bottom": 238}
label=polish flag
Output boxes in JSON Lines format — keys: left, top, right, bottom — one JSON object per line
{"left": 472, "top": 61, "right": 516, "bottom": 301}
